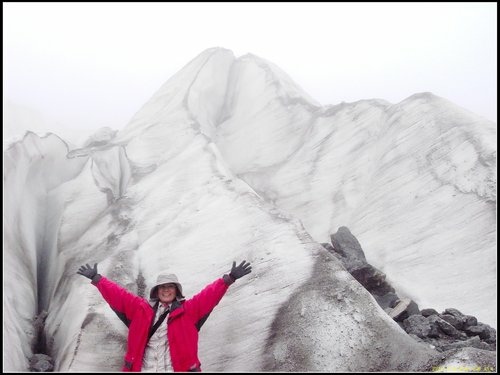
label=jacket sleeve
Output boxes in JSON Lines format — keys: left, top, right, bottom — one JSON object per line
{"left": 184, "top": 277, "right": 230, "bottom": 321}
{"left": 93, "top": 276, "right": 146, "bottom": 321}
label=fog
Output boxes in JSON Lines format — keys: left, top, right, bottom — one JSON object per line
{"left": 3, "top": 2, "right": 497, "bottom": 144}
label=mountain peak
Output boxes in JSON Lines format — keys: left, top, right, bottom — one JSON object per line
{"left": 198, "top": 46, "right": 235, "bottom": 58}
{"left": 407, "top": 91, "right": 439, "bottom": 99}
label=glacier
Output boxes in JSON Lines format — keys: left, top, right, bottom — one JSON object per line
{"left": 3, "top": 47, "right": 496, "bottom": 372}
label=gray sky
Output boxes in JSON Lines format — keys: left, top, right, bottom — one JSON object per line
{"left": 3, "top": 2, "right": 497, "bottom": 139}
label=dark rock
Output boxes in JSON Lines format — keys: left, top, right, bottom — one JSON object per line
{"left": 463, "top": 315, "right": 478, "bottom": 328}
{"left": 428, "top": 315, "right": 467, "bottom": 339}
{"left": 421, "top": 308, "right": 439, "bottom": 317}
{"left": 442, "top": 308, "right": 465, "bottom": 318}
{"left": 483, "top": 325, "right": 496, "bottom": 344}
{"left": 374, "top": 292, "right": 400, "bottom": 309}
{"left": 465, "top": 323, "right": 494, "bottom": 340}
{"left": 403, "top": 315, "right": 440, "bottom": 339}
{"left": 349, "top": 263, "right": 395, "bottom": 295}
{"left": 439, "top": 313, "right": 464, "bottom": 330}
{"left": 389, "top": 298, "right": 420, "bottom": 322}
{"left": 330, "top": 226, "right": 366, "bottom": 263}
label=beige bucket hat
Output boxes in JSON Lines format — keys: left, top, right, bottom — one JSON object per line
{"left": 149, "top": 272, "right": 184, "bottom": 300}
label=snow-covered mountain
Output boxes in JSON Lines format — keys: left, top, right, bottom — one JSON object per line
{"left": 3, "top": 47, "right": 496, "bottom": 372}
{"left": 209, "top": 51, "right": 497, "bottom": 326}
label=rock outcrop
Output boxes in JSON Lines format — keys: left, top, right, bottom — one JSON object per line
{"left": 323, "top": 226, "right": 496, "bottom": 357}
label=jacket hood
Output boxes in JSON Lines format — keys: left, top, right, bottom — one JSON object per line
{"left": 149, "top": 272, "right": 185, "bottom": 301}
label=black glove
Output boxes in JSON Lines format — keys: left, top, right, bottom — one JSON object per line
{"left": 77, "top": 263, "right": 98, "bottom": 280}
{"left": 229, "top": 260, "right": 252, "bottom": 281}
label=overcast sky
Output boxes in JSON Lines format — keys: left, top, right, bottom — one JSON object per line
{"left": 3, "top": 2, "right": 497, "bottom": 141}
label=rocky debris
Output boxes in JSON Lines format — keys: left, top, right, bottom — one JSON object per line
{"left": 30, "top": 311, "right": 54, "bottom": 371}
{"left": 29, "top": 353, "right": 54, "bottom": 372}
{"left": 325, "top": 227, "right": 395, "bottom": 303}
{"left": 322, "top": 227, "right": 496, "bottom": 354}
{"left": 322, "top": 227, "right": 405, "bottom": 310}
{"left": 402, "top": 309, "right": 497, "bottom": 352}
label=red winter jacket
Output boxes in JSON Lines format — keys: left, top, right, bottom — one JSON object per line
{"left": 93, "top": 275, "right": 231, "bottom": 372}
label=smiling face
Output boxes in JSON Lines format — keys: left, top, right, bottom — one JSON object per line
{"left": 157, "top": 283, "right": 177, "bottom": 304}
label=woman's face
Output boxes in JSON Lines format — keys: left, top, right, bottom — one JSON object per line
{"left": 157, "top": 283, "right": 177, "bottom": 304}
